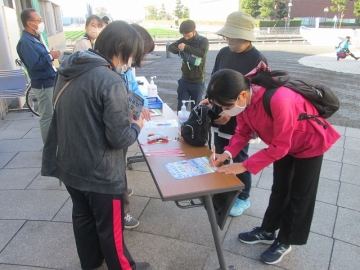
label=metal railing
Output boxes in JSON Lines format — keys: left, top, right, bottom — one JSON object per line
{"left": 152, "top": 27, "right": 302, "bottom": 43}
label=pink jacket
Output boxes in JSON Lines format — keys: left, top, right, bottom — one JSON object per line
{"left": 224, "top": 85, "right": 341, "bottom": 175}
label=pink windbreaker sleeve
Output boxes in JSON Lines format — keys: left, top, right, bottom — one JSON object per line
{"left": 242, "top": 96, "right": 298, "bottom": 174}
{"left": 224, "top": 94, "right": 300, "bottom": 174}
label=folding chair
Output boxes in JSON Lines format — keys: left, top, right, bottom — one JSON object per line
{"left": 0, "top": 69, "right": 28, "bottom": 119}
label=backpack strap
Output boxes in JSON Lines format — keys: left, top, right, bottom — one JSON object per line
{"left": 53, "top": 78, "right": 75, "bottom": 109}
{"left": 262, "top": 88, "right": 278, "bottom": 118}
{"left": 263, "top": 87, "right": 328, "bottom": 129}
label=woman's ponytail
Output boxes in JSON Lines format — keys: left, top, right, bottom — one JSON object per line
{"left": 250, "top": 69, "right": 288, "bottom": 89}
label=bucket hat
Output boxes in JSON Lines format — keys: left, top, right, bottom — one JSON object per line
{"left": 216, "top": 11, "right": 256, "bottom": 42}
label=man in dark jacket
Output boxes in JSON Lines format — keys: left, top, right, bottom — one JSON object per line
{"left": 16, "top": 8, "right": 61, "bottom": 143}
{"left": 168, "top": 20, "right": 209, "bottom": 111}
{"left": 42, "top": 21, "right": 151, "bottom": 270}
{"left": 200, "top": 11, "right": 268, "bottom": 217}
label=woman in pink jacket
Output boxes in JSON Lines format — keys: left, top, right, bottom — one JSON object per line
{"left": 207, "top": 69, "right": 340, "bottom": 265}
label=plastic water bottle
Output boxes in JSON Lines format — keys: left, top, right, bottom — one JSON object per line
{"left": 178, "top": 100, "right": 194, "bottom": 124}
{"left": 148, "top": 76, "right": 157, "bottom": 97}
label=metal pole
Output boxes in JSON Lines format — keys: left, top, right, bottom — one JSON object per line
{"left": 166, "top": 42, "right": 172, "bottom": 58}
{"left": 324, "top": 7, "right": 329, "bottom": 23}
{"left": 203, "top": 195, "right": 235, "bottom": 270}
{"left": 288, "top": 1, "right": 292, "bottom": 29}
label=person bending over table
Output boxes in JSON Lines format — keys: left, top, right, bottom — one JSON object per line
{"left": 207, "top": 68, "right": 340, "bottom": 265}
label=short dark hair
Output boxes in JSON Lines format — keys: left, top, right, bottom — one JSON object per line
{"left": 179, "top": 20, "right": 196, "bottom": 34}
{"left": 85, "top": 15, "right": 101, "bottom": 26}
{"left": 130, "top": 24, "right": 155, "bottom": 55}
{"left": 20, "top": 8, "right": 36, "bottom": 27}
{"left": 102, "top": 16, "right": 110, "bottom": 25}
{"left": 95, "top": 20, "right": 144, "bottom": 67}
{"left": 346, "top": 36, "right": 350, "bottom": 39}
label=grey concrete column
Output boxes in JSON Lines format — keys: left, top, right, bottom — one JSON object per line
{"left": 43, "top": 1, "right": 55, "bottom": 35}
{"left": 54, "top": 6, "right": 62, "bottom": 32}
{"left": 13, "top": 0, "right": 23, "bottom": 35}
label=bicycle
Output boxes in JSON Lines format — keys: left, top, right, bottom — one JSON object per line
{"left": 15, "top": 59, "right": 39, "bottom": 116}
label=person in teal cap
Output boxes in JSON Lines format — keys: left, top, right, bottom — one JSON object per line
{"left": 336, "top": 36, "right": 359, "bottom": 61}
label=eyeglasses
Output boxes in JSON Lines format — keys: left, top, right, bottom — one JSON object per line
{"left": 30, "top": 19, "right": 43, "bottom": 23}
{"left": 222, "top": 36, "right": 238, "bottom": 42}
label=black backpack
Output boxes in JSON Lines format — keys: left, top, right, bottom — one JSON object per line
{"left": 181, "top": 105, "right": 211, "bottom": 148}
{"left": 262, "top": 78, "right": 340, "bottom": 129}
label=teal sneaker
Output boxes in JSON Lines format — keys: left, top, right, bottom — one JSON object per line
{"left": 230, "top": 198, "right": 250, "bottom": 217}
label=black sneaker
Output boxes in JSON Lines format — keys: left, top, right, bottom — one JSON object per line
{"left": 261, "top": 239, "right": 291, "bottom": 264}
{"left": 124, "top": 214, "right": 140, "bottom": 229}
{"left": 127, "top": 188, "right": 133, "bottom": 196}
{"left": 238, "top": 227, "right": 276, "bottom": 244}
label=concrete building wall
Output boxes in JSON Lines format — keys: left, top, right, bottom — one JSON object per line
{"left": 290, "top": 0, "right": 356, "bottom": 19}
{"left": 0, "top": 3, "right": 21, "bottom": 69}
{"left": 14, "top": 0, "right": 66, "bottom": 51}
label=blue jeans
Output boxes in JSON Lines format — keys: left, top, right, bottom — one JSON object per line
{"left": 214, "top": 132, "right": 251, "bottom": 200}
{"left": 177, "top": 78, "right": 204, "bottom": 111}
{"left": 32, "top": 86, "right": 54, "bottom": 143}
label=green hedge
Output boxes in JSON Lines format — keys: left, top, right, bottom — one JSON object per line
{"left": 146, "top": 28, "right": 181, "bottom": 38}
{"left": 319, "top": 22, "right": 360, "bottom": 27}
{"left": 65, "top": 31, "right": 86, "bottom": 41}
{"left": 255, "top": 19, "right": 302, "bottom": 28}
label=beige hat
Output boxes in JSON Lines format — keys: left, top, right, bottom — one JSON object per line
{"left": 216, "top": 11, "right": 256, "bottom": 42}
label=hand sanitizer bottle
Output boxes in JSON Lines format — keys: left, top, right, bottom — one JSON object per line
{"left": 148, "top": 76, "right": 157, "bottom": 97}
{"left": 178, "top": 100, "right": 195, "bottom": 124}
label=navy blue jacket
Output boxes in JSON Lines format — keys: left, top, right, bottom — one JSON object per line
{"left": 16, "top": 31, "right": 56, "bottom": 89}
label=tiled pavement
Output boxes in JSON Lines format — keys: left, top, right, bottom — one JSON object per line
{"left": 0, "top": 44, "right": 359, "bottom": 270}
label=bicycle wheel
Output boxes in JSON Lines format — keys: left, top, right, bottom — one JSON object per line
{"left": 25, "top": 85, "right": 39, "bottom": 116}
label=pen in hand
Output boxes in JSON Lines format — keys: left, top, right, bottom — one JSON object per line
{"left": 211, "top": 146, "right": 216, "bottom": 161}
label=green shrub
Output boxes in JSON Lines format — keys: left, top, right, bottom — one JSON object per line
{"left": 65, "top": 31, "right": 86, "bottom": 41}
{"left": 146, "top": 28, "right": 182, "bottom": 38}
{"left": 255, "top": 19, "right": 302, "bottom": 27}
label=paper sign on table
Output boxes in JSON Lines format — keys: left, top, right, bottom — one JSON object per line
{"left": 164, "top": 157, "right": 217, "bottom": 180}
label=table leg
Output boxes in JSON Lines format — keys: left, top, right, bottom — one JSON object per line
{"left": 203, "top": 194, "right": 235, "bottom": 270}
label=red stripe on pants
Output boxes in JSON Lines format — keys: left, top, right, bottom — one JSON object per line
{"left": 113, "top": 199, "right": 132, "bottom": 270}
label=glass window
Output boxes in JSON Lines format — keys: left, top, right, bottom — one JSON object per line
{"left": 20, "top": 0, "right": 32, "bottom": 9}
{"left": 4, "top": 0, "right": 14, "bottom": 8}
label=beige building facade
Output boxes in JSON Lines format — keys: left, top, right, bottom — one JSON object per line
{"left": 0, "top": 0, "right": 66, "bottom": 70}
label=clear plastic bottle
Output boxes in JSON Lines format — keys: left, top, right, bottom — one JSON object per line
{"left": 148, "top": 76, "right": 157, "bottom": 97}
{"left": 178, "top": 100, "right": 194, "bottom": 124}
